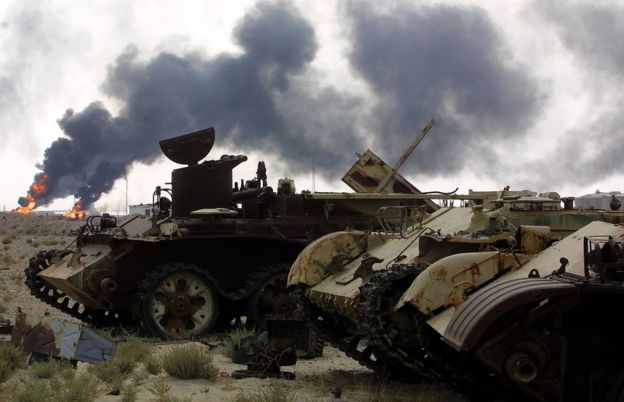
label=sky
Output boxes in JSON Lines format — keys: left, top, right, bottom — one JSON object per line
{"left": 1, "top": 0, "right": 623, "bottom": 213}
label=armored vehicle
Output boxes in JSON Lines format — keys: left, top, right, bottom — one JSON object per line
{"left": 24, "top": 127, "right": 440, "bottom": 341}
{"left": 287, "top": 198, "right": 624, "bottom": 399}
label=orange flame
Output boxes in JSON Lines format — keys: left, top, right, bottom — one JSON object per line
{"left": 62, "top": 199, "right": 86, "bottom": 220}
{"left": 15, "top": 174, "right": 48, "bottom": 215}
{"left": 15, "top": 194, "right": 36, "bottom": 214}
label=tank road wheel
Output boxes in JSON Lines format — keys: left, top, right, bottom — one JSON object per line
{"left": 140, "top": 264, "right": 218, "bottom": 339}
{"left": 246, "top": 264, "right": 325, "bottom": 358}
{"left": 245, "top": 263, "right": 291, "bottom": 328}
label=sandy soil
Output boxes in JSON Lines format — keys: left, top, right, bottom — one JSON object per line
{"left": 0, "top": 212, "right": 465, "bottom": 401}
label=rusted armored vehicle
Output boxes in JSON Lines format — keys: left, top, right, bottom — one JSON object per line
{"left": 287, "top": 197, "right": 624, "bottom": 399}
{"left": 24, "top": 127, "right": 441, "bottom": 341}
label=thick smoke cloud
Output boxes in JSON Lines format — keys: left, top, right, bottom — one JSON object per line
{"left": 344, "top": 3, "right": 545, "bottom": 175}
{"left": 531, "top": 1, "right": 624, "bottom": 187}
{"left": 25, "top": 2, "right": 363, "bottom": 208}
{"left": 537, "top": 1, "right": 624, "bottom": 79}
{"left": 24, "top": 1, "right": 548, "bottom": 209}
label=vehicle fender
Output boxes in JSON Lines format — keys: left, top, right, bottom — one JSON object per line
{"left": 287, "top": 230, "right": 375, "bottom": 287}
{"left": 396, "top": 251, "right": 531, "bottom": 314}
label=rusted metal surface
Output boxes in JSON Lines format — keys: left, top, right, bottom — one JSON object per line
{"left": 342, "top": 149, "right": 418, "bottom": 194}
{"left": 37, "top": 243, "right": 114, "bottom": 311}
{"left": 398, "top": 251, "right": 531, "bottom": 314}
{"left": 341, "top": 149, "right": 438, "bottom": 212}
{"left": 306, "top": 207, "right": 476, "bottom": 300}
{"left": 287, "top": 231, "right": 372, "bottom": 287}
{"left": 11, "top": 312, "right": 116, "bottom": 363}
{"left": 517, "top": 225, "right": 551, "bottom": 254}
{"left": 12, "top": 312, "right": 60, "bottom": 356}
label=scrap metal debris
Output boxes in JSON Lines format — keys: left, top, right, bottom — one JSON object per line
{"left": 10, "top": 311, "right": 116, "bottom": 363}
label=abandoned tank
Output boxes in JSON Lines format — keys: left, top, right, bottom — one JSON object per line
{"left": 286, "top": 195, "right": 624, "bottom": 400}
{"left": 23, "top": 127, "right": 441, "bottom": 341}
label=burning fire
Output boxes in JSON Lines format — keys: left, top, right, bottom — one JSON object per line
{"left": 15, "top": 174, "right": 85, "bottom": 219}
{"left": 15, "top": 174, "right": 48, "bottom": 214}
{"left": 15, "top": 194, "right": 36, "bottom": 214}
{"left": 63, "top": 199, "right": 86, "bottom": 220}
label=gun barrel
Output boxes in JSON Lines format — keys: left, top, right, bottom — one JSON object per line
{"left": 375, "top": 118, "right": 435, "bottom": 193}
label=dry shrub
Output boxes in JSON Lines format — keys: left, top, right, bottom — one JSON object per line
{"left": 231, "top": 383, "right": 294, "bottom": 402}
{"left": 0, "top": 361, "right": 11, "bottom": 383}
{"left": 0, "top": 343, "right": 25, "bottom": 382}
{"left": 88, "top": 359, "right": 124, "bottom": 386}
{"left": 148, "top": 379, "right": 192, "bottom": 402}
{"left": 54, "top": 373, "right": 98, "bottom": 402}
{"left": 121, "top": 384, "right": 138, "bottom": 402}
{"left": 131, "top": 369, "right": 149, "bottom": 385}
{"left": 161, "top": 344, "right": 218, "bottom": 380}
{"left": 144, "top": 355, "right": 162, "bottom": 375}
{"left": 4, "top": 379, "right": 52, "bottom": 402}
{"left": 117, "top": 336, "right": 153, "bottom": 361}
{"left": 2, "top": 373, "right": 97, "bottom": 402}
{"left": 88, "top": 336, "right": 154, "bottom": 385}
{"left": 222, "top": 327, "right": 256, "bottom": 359}
{"left": 30, "top": 359, "right": 73, "bottom": 379}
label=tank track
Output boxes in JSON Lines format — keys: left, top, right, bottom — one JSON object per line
{"left": 24, "top": 249, "right": 129, "bottom": 327}
{"left": 25, "top": 251, "right": 295, "bottom": 335}
{"left": 297, "top": 286, "right": 404, "bottom": 374}
{"left": 354, "top": 263, "right": 437, "bottom": 380}
{"left": 354, "top": 263, "right": 511, "bottom": 399}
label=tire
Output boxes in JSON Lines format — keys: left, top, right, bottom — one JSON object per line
{"left": 139, "top": 263, "right": 219, "bottom": 339}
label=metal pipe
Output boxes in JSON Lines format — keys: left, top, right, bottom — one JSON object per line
{"left": 374, "top": 118, "right": 436, "bottom": 193}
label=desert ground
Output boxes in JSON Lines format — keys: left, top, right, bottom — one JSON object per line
{"left": 0, "top": 212, "right": 466, "bottom": 402}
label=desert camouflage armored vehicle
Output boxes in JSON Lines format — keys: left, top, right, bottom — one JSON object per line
{"left": 287, "top": 197, "right": 624, "bottom": 399}
{"left": 433, "top": 221, "right": 624, "bottom": 401}
{"left": 24, "top": 126, "right": 442, "bottom": 341}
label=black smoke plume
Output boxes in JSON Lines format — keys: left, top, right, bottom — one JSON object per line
{"left": 343, "top": 2, "right": 545, "bottom": 175}
{"left": 22, "top": 1, "right": 546, "bottom": 209}
{"left": 22, "top": 2, "right": 365, "bottom": 208}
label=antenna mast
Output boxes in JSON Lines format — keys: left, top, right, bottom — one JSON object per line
{"left": 312, "top": 160, "right": 316, "bottom": 194}
{"left": 125, "top": 173, "right": 128, "bottom": 215}
{"left": 374, "top": 118, "right": 436, "bottom": 193}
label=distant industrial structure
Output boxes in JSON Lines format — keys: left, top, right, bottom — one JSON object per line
{"left": 128, "top": 203, "right": 152, "bottom": 216}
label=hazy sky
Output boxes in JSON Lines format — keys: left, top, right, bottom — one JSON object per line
{"left": 1, "top": 0, "right": 623, "bottom": 213}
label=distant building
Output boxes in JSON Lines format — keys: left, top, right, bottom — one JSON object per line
{"left": 128, "top": 203, "right": 152, "bottom": 216}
